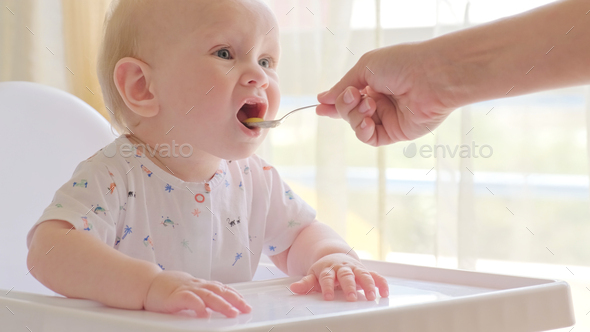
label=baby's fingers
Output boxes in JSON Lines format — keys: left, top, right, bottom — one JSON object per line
{"left": 204, "top": 282, "right": 251, "bottom": 314}
{"left": 194, "top": 289, "right": 241, "bottom": 318}
{"left": 336, "top": 267, "right": 358, "bottom": 302}
{"left": 371, "top": 271, "right": 390, "bottom": 298}
{"left": 353, "top": 268, "right": 377, "bottom": 301}
{"left": 290, "top": 273, "right": 320, "bottom": 295}
{"left": 317, "top": 266, "right": 337, "bottom": 300}
{"left": 166, "top": 290, "right": 210, "bottom": 318}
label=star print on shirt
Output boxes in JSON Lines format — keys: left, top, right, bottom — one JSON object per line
{"left": 269, "top": 245, "right": 276, "bottom": 252}
{"left": 192, "top": 209, "right": 200, "bottom": 217}
{"left": 165, "top": 184, "right": 174, "bottom": 193}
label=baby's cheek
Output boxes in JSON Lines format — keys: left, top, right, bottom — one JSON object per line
{"left": 268, "top": 84, "right": 281, "bottom": 117}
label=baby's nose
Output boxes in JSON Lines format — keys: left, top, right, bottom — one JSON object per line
{"left": 240, "top": 67, "right": 269, "bottom": 89}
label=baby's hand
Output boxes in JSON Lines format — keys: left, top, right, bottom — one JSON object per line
{"left": 289, "top": 253, "right": 389, "bottom": 301}
{"left": 144, "top": 271, "right": 252, "bottom": 318}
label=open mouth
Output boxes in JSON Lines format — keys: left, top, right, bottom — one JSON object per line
{"left": 237, "top": 99, "right": 267, "bottom": 127}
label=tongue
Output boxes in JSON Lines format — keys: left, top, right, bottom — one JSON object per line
{"left": 238, "top": 104, "right": 258, "bottom": 122}
{"left": 237, "top": 109, "right": 248, "bottom": 122}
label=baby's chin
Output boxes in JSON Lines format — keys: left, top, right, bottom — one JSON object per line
{"left": 208, "top": 142, "right": 263, "bottom": 162}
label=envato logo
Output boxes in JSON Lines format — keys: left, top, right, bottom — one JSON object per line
{"left": 403, "top": 141, "right": 493, "bottom": 158}
{"left": 102, "top": 141, "right": 193, "bottom": 158}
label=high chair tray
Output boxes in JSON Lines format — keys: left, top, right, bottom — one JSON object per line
{"left": 0, "top": 260, "right": 574, "bottom": 332}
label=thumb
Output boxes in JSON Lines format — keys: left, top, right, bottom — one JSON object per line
{"left": 290, "top": 274, "right": 318, "bottom": 294}
{"left": 317, "top": 56, "right": 370, "bottom": 105}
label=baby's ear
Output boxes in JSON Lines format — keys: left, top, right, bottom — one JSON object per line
{"left": 114, "top": 57, "right": 159, "bottom": 117}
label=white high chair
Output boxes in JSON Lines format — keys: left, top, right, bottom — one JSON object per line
{"left": 0, "top": 81, "right": 117, "bottom": 295}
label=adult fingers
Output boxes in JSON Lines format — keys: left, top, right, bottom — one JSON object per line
{"left": 194, "top": 289, "right": 241, "bottom": 318}
{"left": 334, "top": 87, "right": 365, "bottom": 122}
{"left": 359, "top": 89, "right": 402, "bottom": 146}
{"left": 316, "top": 86, "right": 364, "bottom": 120}
{"left": 370, "top": 271, "right": 390, "bottom": 298}
{"left": 317, "top": 54, "right": 370, "bottom": 105}
{"left": 336, "top": 266, "right": 358, "bottom": 301}
{"left": 353, "top": 268, "right": 377, "bottom": 301}
{"left": 315, "top": 104, "right": 341, "bottom": 119}
{"left": 345, "top": 96, "right": 378, "bottom": 144}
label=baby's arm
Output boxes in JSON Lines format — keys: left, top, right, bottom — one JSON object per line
{"left": 270, "top": 221, "right": 389, "bottom": 301}
{"left": 27, "top": 219, "right": 251, "bottom": 318}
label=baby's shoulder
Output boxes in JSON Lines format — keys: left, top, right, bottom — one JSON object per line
{"left": 74, "top": 138, "right": 132, "bottom": 179}
{"left": 229, "top": 154, "right": 275, "bottom": 174}
{"left": 228, "top": 155, "right": 283, "bottom": 191}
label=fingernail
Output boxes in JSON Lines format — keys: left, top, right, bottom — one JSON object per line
{"left": 384, "top": 290, "right": 389, "bottom": 297}
{"left": 348, "top": 292, "right": 357, "bottom": 300}
{"left": 325, "top": 293, "right": 333, "bottom": 300}
{"left": 360, "top": 119, "right": 367, "bottom": 129}
{"left": 344, "top": 89, "right": 354, "bottom": 104}
{"left": 318, "top": 91, "right": 329, "bottom": 98}
{"left": 359, "top": 99, "right": 370, "bottom": 113}
{"left": 367, "top": 291, "right": 375, "bottom": 300}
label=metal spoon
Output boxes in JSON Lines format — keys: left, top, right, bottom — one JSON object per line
{"left": 243, "top": 104, "right": 320, "bottom": 129}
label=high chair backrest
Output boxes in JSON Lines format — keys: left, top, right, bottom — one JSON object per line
{"left": 0, "top": 81, "right": 116, "bottom": 295}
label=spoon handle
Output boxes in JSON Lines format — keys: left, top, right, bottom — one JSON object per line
{"left": 278, "top": 104, "right": 321, "bottom": 122}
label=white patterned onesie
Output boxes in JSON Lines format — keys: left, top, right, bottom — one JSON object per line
{"left": 26, "top": 135, "right": 316, "bottom": 283}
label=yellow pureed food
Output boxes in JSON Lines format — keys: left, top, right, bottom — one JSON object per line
{"left": 243, "top": 118, "right": 264, "bottom": 123}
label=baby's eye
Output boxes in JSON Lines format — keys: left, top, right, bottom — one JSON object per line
{"left": 216, "top": 48, "right": 232, "bottom": 60}
{"left": 259, "top": 58, "right": 271, "bottom": 68}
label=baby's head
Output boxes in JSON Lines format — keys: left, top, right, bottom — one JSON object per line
{"left": 98, "top": 0, "right": 280, "bottom": 160}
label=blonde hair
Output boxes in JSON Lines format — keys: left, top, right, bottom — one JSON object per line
{"left": 97, "top": 0, "right": 142, "bottom": 134}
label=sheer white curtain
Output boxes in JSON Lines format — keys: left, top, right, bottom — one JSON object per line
{"left": 1, "top": 0, "right": 111, "bottom": 120}
{"left": 0, "top": 0, "right": 68, "bottom": 89}
{"left": 263, "top": 1, "right": 590, "bottom": 331}
{"left": 261, "top": 0, "right": 358, "bottom": 239}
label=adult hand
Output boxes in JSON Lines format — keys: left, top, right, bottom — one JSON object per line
{"left": 316, "top": 43, "right": 457, "bottom": 147}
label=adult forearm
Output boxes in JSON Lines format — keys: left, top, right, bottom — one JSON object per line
{"left": 287, "top": 221, "right": 358, "bottom": 276}
{"left": 426, "top": 0, "right": 590, "bottom": 109}
{"left": 27, "top": 220, "right": 161, "bottom": 310}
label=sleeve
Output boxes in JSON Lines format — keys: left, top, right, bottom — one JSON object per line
{"left": 26, "top": 159, "right": 123, "bottom": 248}
{"left": 259, "top": 160, "right": 317, "bottom": 256}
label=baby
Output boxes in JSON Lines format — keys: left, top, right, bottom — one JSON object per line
{"left": 26, "top": 0, "right": 389, "bottom": 318}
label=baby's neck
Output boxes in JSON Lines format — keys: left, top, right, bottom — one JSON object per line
{"left": 125, "top": 134, "right": 221, "bottom": 183}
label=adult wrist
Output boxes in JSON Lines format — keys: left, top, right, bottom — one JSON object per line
{"left": 422, "top": 26, "right": 499, "bottom": 110}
